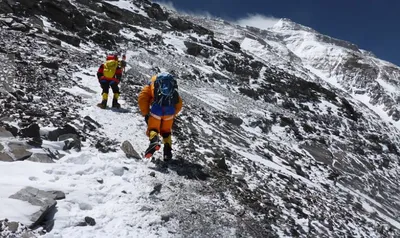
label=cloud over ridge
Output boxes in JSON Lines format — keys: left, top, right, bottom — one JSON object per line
{"left": 235, "top": 14, "right": 280, "bottom": 30}
{"left": 155, "top": 2, "right": 279, "bottom": 30}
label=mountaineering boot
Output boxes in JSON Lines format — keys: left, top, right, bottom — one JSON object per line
{"left": 162, "top": 134, "right": 172, "bottom": 161}
{"left": 112, "top": 93, "right": 121, "bottom": 108}
{"left": 163, "top": 143, "right": 172, "bottom": 161}
{"left": 145, "top": 131, "right": 161, "bottom": 158}
{"left": 97, "top": 93, "right": 108, "bottom": 109}
{"left": 112, "top": 99, "right": 121, "bottom": 108}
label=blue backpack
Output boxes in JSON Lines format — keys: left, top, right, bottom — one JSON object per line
{"left": 153, "top": 73, "right": 178, "bottom": 106}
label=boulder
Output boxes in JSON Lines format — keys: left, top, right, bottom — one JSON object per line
{"left": 48, "top": 124, "right": 79, "bottom": 141}
{"left": 300, "top": 142, "right": 333, "bottom": 165}
{"left": 0, "top": 152, "right": 13, "bottom": 162}
{"left": 10, "top": 22, "right": 29, "bottom": 32}
{"left": 161, "top": 213, "right": 174, "bottom": 222}
{"left": 58, "top": 133, "right": 81, "bottom": 151}
{"left": 27, "top": 153, "right": 54, "bottom": 163}
{"left": 211, "top": 38, "right": 223, "bottom": 50}
{"left": 101, "top": 2, "right": 150, "bottom": 27}
{"left": 9, "top": 187, "right": 62, "bottom": 231}
{"left": 84, "top": 216, "right": 96, "bottom": 226}
{"left": 90, "top": 31, "right": 117, "bottom": 47}
{"left": 0, "top": 127, "right": 14, "bottom": 138}
{"left": 0, "top": 220, "right": 38, "bottom": 238}
{"left": 8, "top": 142, "right": 33, "bottom": 161}
{"left": 149, "top": 183, "right": 162, "bottom": 195}
{"left": 229, "top": 40, "right": 241, "bottom": 51}
{"left": 21, "top": 123, "right": 40, "bottom": 138}
{"left": 4, "top": 125, "right": 18, "bottom": 137}
{"left": 51, "top": 191, "right": 66, "bottom": 200}
{"left": 168, "top": 16, "right": 191, "bottom": 31}
{"left": 7, "top": 221, "right": 19, "bottom": 232}
{"left": 27, "top": 137, "right": 43, "bottom": 147}
{"left": 121, "top": 140, "right": 141, "bottom": 159}
{"left": 168, "top": 16, "right": 213, "bottom": 35}
{"left": 95, "top": 138, "right": 118, "bottom": 153}
{"left": 40, "top": 61, "right": 59, "bottom": 70}
{"left": 184, "top": 41, "right": 203, "bottom": 56}
{"left": 146, "top": 3, "right": 168, "bottom": 21}
{"left": 83, "top": 115, "right": 102, "bottom": 131}
{"left": 224, "top": 115, "right": 243, "bottom": 126}
{"left": 39, "top": 0, "right": 87, "bottom": 31}
{"left": 48, "top": 29, "right": 81, "bottom": 47}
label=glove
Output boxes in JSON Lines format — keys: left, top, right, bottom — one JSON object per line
{"left": 120, "top": 60, "right": 127, "bottom": 68}
{"left": 145, "top": 114, "right": 149, "bottom": 124}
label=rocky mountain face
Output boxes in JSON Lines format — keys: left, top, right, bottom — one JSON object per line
{"left": 1, "top": 0, "right": 400, "bottom": 237}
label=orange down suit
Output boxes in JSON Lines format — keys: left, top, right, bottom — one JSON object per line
{"left": 138, "top": 75, "right": 183, "bottom": 136}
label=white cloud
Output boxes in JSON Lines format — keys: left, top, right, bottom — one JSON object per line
{"left": 155, "top": 1, "right": 214, "bottom": 18}
{"left": 155, "top": 1, "right": 177, "bottom": 12}
{"left": 235, "top": 14, "right": 280, "bottom": 30}
{"left": 153, "top": 3, "right": 279, "bottom": 30}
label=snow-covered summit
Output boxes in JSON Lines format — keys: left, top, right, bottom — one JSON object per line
{"left": 272, "top": 18, "right": 317, "bottom": 33}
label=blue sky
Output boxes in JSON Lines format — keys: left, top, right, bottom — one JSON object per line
{"left": 157, "top": 0, "right": 400, "bottom": 66}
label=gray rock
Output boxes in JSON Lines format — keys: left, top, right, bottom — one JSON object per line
{"left": 51, "top": 191, "right": 66, "bottom": 200}
{"left": 26, "top": 137, "right": 43, "bottom": 148}
{"left": 139, "top": 206, "right": 153, "bottom": 211}
{"left": 168, "top": 16, "right": 212, "bottom": 35}
{"left": 48, "top": 124, "right": 79, "bottom": 141}
{"left": 21, "top": 123, "right": 40, "bottom": 138}
{"left": 224, "top": 115, "right": 243, "bottom": 126}
{"left": 40, "top": 61, "right": 59, "bottom": 70}
{"left": 300, "top": 142, "right": 333, "bottom": 165}
{"left": 149, "top": 171, "right": 156, "bottom": 177}
{"left": 27, "top": 153, "right": 54, "bottom": 163}
{"left": 184, "top": 41, "right": 204, "bottom": 56}
{"left": 49, "top": 29, "right": 81, "bottom": 46}
{"left": 161, "top": 213, "right": 174, "bottom": 222}
{"left": 0, "top": 127, "right": 13, "bottom": 137}
{"left": 150, "top": 183, "right": 162, "bottom": 195}
{"left": 4, "top": 125, "right": 18, "bottom": 137}
{"left": 8, "top": 221, "right": 19, "bottom": 232}
{"left": 146, "top": 3, "right": 168, "bottom": 21}
{"left": 11, "top": 22, "right": 28, "bottom": 31}
{"left": 121, "top": 140, "right": 141, "bottom": 159}
{"left": 9, "top": 187, "right": 58, "bottom": 230}
{"left": 8, "top": 142, "right": 33, "bottom": 161}
{"left": 59, "top": 133, "right": 81, "bottom": 151}
{"left": 84, "top": 216, "right": 96, "bottom": 226}
{"left": 213, "top": 157, "right": 229, "bottom": 171}
{"left": 0, "top": 18, "right": 13, "bottom": 24}
{"left": 0, "top": 143, "right": 4, "bottom": 151}
{"left": 0, "top": 152, "right": 13, "bottom": 162}
{"left": 229, "top": 40, "right": 241, "bottom": 51}
{"left": 76, "top": 221, "right": 87, "bottom": 227}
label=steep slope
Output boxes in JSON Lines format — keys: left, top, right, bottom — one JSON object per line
{"left": 271, "top": 18, "right": 400, "bottom": 125}
{"left": 0, "top": 0, "right": 400, "bottom": 237}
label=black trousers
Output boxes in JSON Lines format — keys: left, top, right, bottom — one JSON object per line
{"left": 100, "top": 80, "right": 119, "bottom": 95}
